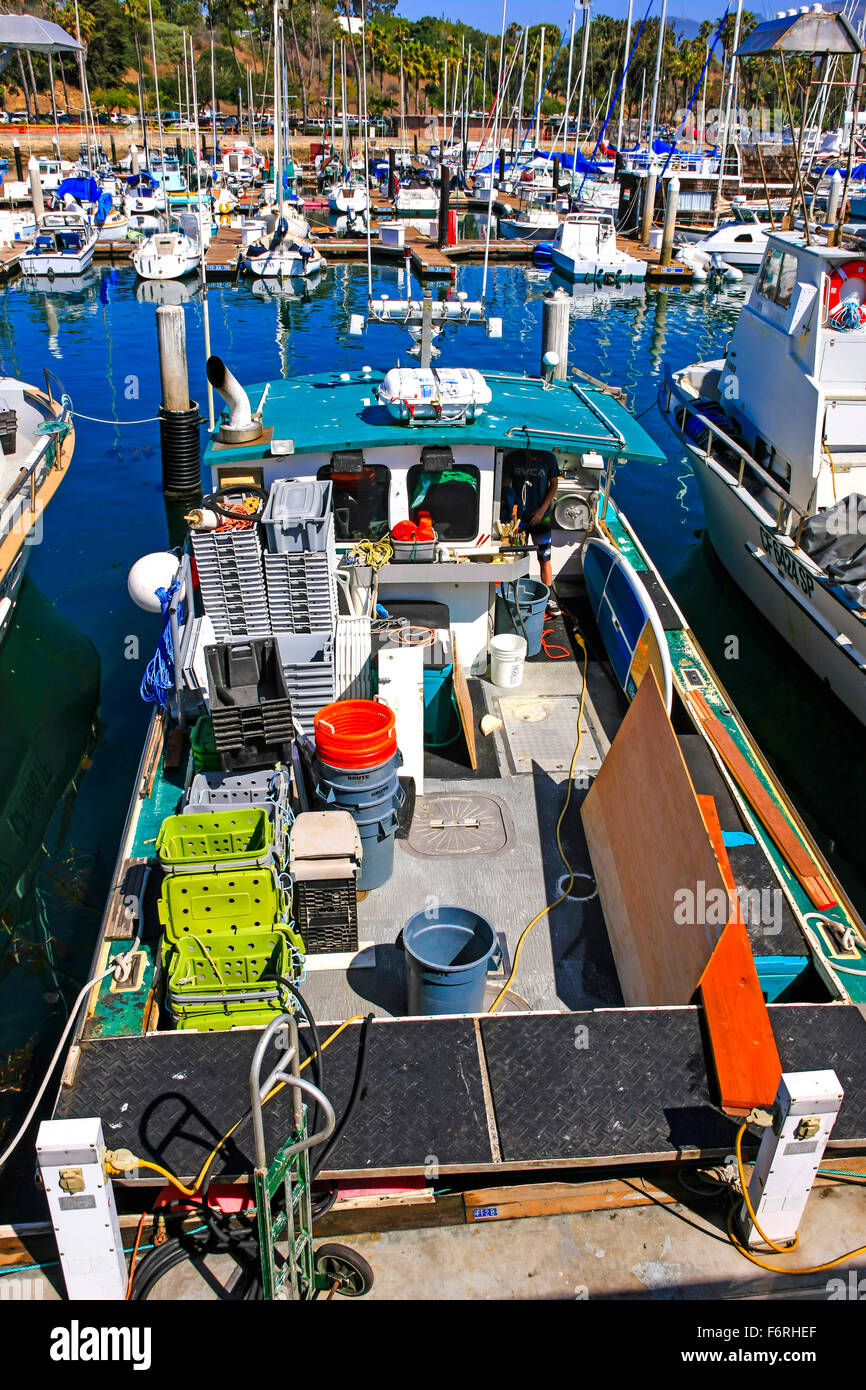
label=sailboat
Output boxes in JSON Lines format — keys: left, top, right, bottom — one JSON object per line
{"left": 244, "top": 3, "right": 326, "bottom": 280}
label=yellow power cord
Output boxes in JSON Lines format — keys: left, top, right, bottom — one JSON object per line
{"left": 488, "top": 630, "right": 595, "bottom": 1013}
{"left": 726, "top": 1120, "right": 866, "bottom": 1274}
{"left": 348, "top": 537, "right": 393, "bottom": 572}
{"left": 107, "top": 1014, "right": 366, "bottom": 1196}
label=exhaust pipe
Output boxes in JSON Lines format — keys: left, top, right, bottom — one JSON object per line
{"left": 206, "top": 355, "right": 263, "bottom": 443}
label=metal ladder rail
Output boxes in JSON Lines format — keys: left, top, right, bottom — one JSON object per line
{"left": 249, "top": 1013, "right": 336, "bottom": 1300}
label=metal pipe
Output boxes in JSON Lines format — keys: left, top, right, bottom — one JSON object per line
{"left": 206, "top": 355, "right": 253, "bottom": 430}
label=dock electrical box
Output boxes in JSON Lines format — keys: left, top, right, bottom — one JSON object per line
{"left": 36, "top": 1116, "right": 128, "bottom": 1300}
{"left": 740, "top": 1070, "right": 844, "bottom": 1249}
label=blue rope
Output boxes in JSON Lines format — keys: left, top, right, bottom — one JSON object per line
{"left": 832, "top": 294, "right": 863, "bottom": 330}
{"left": 140, "top": 577, "right": 182, "bottom": 709}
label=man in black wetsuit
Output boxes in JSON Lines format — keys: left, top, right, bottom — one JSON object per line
{"left": 501, "top": 449, "right": 561, "bottom": 616}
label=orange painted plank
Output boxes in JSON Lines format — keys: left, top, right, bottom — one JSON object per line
{"left": 698, "top": 796, "right": 782, "bottom": 1114}
{"left": 688, "top": 692, "right": 836, "bottom": 910}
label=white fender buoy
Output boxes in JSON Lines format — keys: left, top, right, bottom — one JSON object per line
{"left": 128, "top": 552, "right": 184, "bottom": 612}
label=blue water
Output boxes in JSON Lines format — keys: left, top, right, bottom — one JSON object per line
{"left": 0, "top": 259, "right": 863, "bottom": 1211}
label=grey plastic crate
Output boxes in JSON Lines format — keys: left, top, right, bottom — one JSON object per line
{"left": 265, "top": 550, "right": 336, "bottom": 633}
{"left": 262, "top": 479, "right": 333, "bottom": 553}
{"left": 192, "top": 528, "right": 269, "bottom": 640}
{"left": 276, "top": 631, "right": 335, "bottom": 728}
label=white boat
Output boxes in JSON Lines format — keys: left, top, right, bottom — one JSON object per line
{"left": 127, "top": 211, "right": 162, "bottom": 235}
{"left": 549, "top": 211, "right": 647, "bottom": 282}
{"left": 124, "top": 173, "right": 167, "bottom": 217}
{"left": 393, "top": 184, "right": 438, "bottom": 218}
{"left": 0, "top": 376, "right": 74, "bottom": 647}
{"left": 327, "top": 182, "right": 368, "bottom": 215}
{"left": 96, "top": 208, "right": 130, "bottom": 243}
{"left": 678, "top": 207, "right": 771, "bottom": 271}
{"left": 499, "top": 201, "right": 561, "bottom": 242}
{"left": 0, "top": 209, "right": 37, "bottom": 244}
{"left": 19, "top": 210, "right": 97, "bottom": 277}
{"left": 221, "top": 142, "right": 263, "bottom": 182}
{"left": 132, "top": 230, "right": 201, "bottom": 281}
{"left": 242, "top": 225, "right": 327, "bottom": 279}
{"left": 661, "top": 230, "right": 866, "bottom": 727}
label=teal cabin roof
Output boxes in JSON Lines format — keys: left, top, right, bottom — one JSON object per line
{"left": 203, "top": 368, "right": 667, "bottom": 466}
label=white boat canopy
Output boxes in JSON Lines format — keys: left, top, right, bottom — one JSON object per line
{"left": 0, "top": 15, "right": 84, "bottom": 54}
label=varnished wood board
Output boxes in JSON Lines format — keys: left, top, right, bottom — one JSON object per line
{"left": 451, "top": 629, "right": 478, "bottom": 770}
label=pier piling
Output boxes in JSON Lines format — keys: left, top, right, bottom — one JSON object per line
{"left": 639, "top": 165, "right": 658, "bottom": 248}
{"left": 156, "top": 306, "right": 202, "bottom": 502}
{"left": 659, "top": 176, "right": 679, "bottom": 268}
{"left": 12, "top": 139, "right": 22, "bottom": 182}
{"left": 28, "top": 157, "right": 44, "bottom": 222}
{"left": 541, "top": 288, "right": 570, "bottom": 379}
{"left": 437, "top": 172, "right": 450, "bottom": 250}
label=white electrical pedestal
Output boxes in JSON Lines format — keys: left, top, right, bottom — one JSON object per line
{"left": 36, "top": 1116, "right": 128, "bottom": 1300}
{"left": 740, "top": 1070, "right": 844, "bottom": 1249}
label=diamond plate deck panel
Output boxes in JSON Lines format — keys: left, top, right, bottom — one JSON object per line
{"left": 55, "top": 1018, "right": 493, "bottom": 1180}
{"left": 479, "top": 1005, "right": 866, "bottom": 1163}
{"left": 497, "top": 694, "right": 603, "bottom": 775}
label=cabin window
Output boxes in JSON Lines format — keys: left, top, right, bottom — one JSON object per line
{"left": 317, "top": 460, "right": 391, "bottom": 540}
{"left": 407, "top": 460, "right": 480, "bottom": 541}
{"left": 756, "top": 248, "right": 799, "bottom": 308}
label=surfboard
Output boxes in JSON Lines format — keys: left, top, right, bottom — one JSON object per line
{"left": 583, "top": 535, "right": 673, "bottom": 714}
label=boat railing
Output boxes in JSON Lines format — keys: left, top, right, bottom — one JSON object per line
{"left": 0, "top": 390, "right": 70, "bottom": 537}
{"left": 661, "top": 366, "right": 806, "bottom": 533}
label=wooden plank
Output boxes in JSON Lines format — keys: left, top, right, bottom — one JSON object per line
{"left": 580, "top": 671, "right": 727, "bottom": 1006}
{"left": 463, "top": 1178, "right": 676, "bottom": 1223}
{"left": 687, "top": 691, "right": 836, "bottom": 910}
{"left": 104, "top": 858, "right": 151, "bottom": 941}
{"left": 450, "top": 630, "right": 477, "bottom": 771}
{"left": 697, "top": 796, "right": 783, "bottom": 1115}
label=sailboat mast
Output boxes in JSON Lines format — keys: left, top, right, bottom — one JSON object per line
{"left": 147, "top": 0, "right": 167, "bottom": 175}
{"left": 274, "top": 0, "right": 283, "bottom": 220}
{"left": 576, "top": 1, "right": 591, "bottom": 151}
{"left": 534, "top": 26, "right": 545, "bottom": 147}
{"left": 647, "top": 0, "right": 668, "bottom": 155}
{"left": 616, "top": 0, "right": 635, "bottom": 152}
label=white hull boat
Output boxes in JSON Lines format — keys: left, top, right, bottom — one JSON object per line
{"left": 327, "top": 184, "right": 368, "bottom": 215}
{"left": 19, "top": 211, "right": 97, "bottom": 277}
{"left": 661, "top": 231, "right": 866, "bottom": 727}
{"left": 132, "top": 231, "right": 201, "bottom": 281}
{"left": 550, "top": 212, "right": 647, "bottom": 283}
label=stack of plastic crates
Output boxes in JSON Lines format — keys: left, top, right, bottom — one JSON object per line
{"left": 205, "top": 639, "right": 294, "bottom": 770}
{"left": 264, "top": 547, "right": 337, "bottom": 634}
{"left": 191, "top": 527, "right": 269, "bottom": 640}
{"left": 156, "top": 807, "right": 304, "bottom": 1031}
{"left": 184, "top": 768, "right": 293, "bottom": 858}
{"left": 275, "top": 632, "right": 335, "bottom": 732}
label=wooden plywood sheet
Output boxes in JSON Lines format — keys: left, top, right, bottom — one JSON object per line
{"left": 580, "top": 672, "right": 728, "bottom": 1007}
{"left": 451, "top": 630, "right": 477, "bottom": 771}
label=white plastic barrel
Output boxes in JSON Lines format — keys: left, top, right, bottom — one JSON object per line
{"left": 489, "top": 633, "right": 527, "bottom": 688}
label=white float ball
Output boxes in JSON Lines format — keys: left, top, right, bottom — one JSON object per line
{"left": 127, "top": 552, "right": 184, "bottom": 612}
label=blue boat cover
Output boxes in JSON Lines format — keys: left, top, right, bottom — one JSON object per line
{"left": 56, "top": 176, "right": 98, "bottom": 203}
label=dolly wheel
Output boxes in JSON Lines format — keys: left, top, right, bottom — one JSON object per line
{"left": 314, "top": 1242, "right": 374, "bottom": 1297}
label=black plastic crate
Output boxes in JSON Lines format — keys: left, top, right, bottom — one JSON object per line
{"left": 205, "top": 638, "right": 293, "bottom": 770}
{"left": 295, "top": 878, "right": 358, "bottom": 955}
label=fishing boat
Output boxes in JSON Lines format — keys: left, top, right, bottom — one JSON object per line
{"left": 221, "top": 141, "right": 264, "bottom": 183}
{"left": 661, "top": 228, "right": 866, "bottom": 728}
{"left": 677, "top": 205, "right": 772, "bottom": 272}
{"left": 132, "top": 228, "right": 201, "bottom": 281}
{"left": 547, "top": 210, "right": 647, "bottom": 283}
{"left": 0, "top": 374, "right": 74, "bottom": 647}
{"left": 19, "top": 209, "right": 97, "bottom": 278}
{"left": 499, "top": 195, "right": 561, "bottom": 242}
{"left": 124, "top": 171, "right": 167, "bottom": 217}
{"left": 30, "top": 284, "right": 866, "bottom": 1301}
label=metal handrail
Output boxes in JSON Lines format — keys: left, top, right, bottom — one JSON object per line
{"left": 662, "top": 369, "right": 805, "bottom": 528}
{"left": 249, "top": 1013, "right": 335, "bottom": 1172}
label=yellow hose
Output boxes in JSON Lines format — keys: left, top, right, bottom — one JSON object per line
{"left": 488, "top": 631, "right": 595, "bottom": 1013}
{"left": 727, "top": 1121, "right": 866, "bottom": 1274}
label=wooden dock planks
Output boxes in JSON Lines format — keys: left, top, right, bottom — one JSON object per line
{"left": 687, "top": 690, "right": 836, "bottom": 910}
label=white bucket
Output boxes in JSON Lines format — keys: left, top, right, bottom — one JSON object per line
{"left": 490, "top": 633, "right": 527, "bottom": 688}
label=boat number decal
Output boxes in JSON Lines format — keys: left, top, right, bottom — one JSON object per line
{"left": 758, "top": 524, "right": 814, "bottom": 599}
{"left": 472, "top": 1207, "right": 499, "bottom": 1220}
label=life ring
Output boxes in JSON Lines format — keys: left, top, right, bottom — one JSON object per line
{"left": 827, "top": 259, "right": 866, "bottom": 322}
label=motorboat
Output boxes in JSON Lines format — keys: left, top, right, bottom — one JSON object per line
{"left": 548, "top": 211, "right": 647, "bottom": 282}
{"left": 19, "top": 210, "right": 97, "bottom": 277}
{"left": 132, "top": 229, "right": 201, "bottom": 281}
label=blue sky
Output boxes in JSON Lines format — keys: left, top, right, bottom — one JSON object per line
{"left": 395, "top": 1, "right": 775, "bottom": 26}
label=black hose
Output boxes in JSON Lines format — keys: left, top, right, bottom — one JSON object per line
{"left": 311, "top": 1013, "right": 373, "bottom": 1179}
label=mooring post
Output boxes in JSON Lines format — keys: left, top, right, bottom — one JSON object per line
{"left": 388, "top": 146, "right": 396, "bottom": 200}
{"left": 498, "top": 147, "right": 506, "bottom": 184}
{"left": 28, "top": 156, "right": 44, "bottom": 222}
{"left": 552, "top": 155, "right": 560, "bottom": 194}
{"left": 541, "top": 288, "right": 570, "bottom": 379}
{"left": 156, "top": 305, "right": 201, "bottom": 501}
{"left": 130, "top": 143, "right": 140, "bottom": 176}
{"left": 13, "top": 139, "right": 22, "bottom": 182}
{"left": 826, "top": 169, "right": 843, "bottom": 228}
{"left": 51, "top": 136, "right": 60, "bottom": 159}
{"left": 437, "top": 169, "right": 450, "bottom": 250}
{"left": 110, "top": 131, "right": 117, "bottom": 166}
{"left": 659, "top": 175, "right": 679, "bottom": 267}
{"left": 639, "top": 164, "right": 658, "bottom": 247}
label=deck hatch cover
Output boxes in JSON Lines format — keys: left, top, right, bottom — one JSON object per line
{"left": 406, "top": 794, "right": 510, "bottom": 857}
{"left": 498, "top": 695, "right": 602, "bottom": 775}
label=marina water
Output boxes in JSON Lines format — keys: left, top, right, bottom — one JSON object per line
{"left": 0, "top": 259, "right": 863, "bottom": 1215}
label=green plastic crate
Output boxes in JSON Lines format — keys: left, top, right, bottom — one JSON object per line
{"left": 158, "top": 866, "right": 281, "bottom": 946}
{"left": 166, "top": 927, "right": 290, "bottom": 1018}
{"left": 156, "top": 807, "right": 274, "bottom": 874}
{"left": 190, "top": 716, "right": 221, "bottom": 772}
